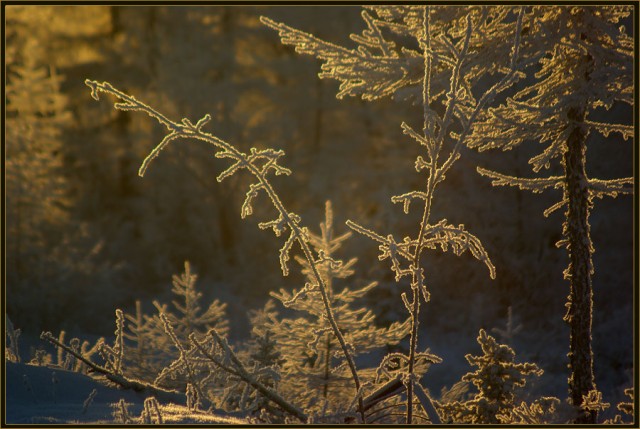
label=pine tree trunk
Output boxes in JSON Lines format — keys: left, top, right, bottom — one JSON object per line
{"left": 563, "top": 46, "right": 596, "bottom": 423}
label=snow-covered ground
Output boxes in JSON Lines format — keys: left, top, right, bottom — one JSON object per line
{"left": 5, "top": 361, "right": 247, "bottom": 424}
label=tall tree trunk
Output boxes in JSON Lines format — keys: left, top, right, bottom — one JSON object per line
{"left": 563, "top": 43, "right": 596, "bottom": 424}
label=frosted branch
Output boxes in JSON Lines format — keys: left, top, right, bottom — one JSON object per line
{"left": 156, "top": 313, "right": 207, "bottom": 406}
{"left": 543, "top": 199, "right": 568, "bottom": 218}
{"left": 529, "top": 139, "right": 565, "bottom": 172}
{"left": 40, "top": 331, "right": 181, "bottom": 402}
{"left": 585, "top": 120, "right": 633, "bottom": 141}
{"left": 401, "top": 122, "right": 436, "bottom": 163}
{"left": 421, "top": 219, "right": 496, "bottom": 279}
{"left": 391, "top": 191, "right": 429, "bottom": 214}
{"left": 191, "top": 331, "right": 308, "bottom": 423}
{"left": 279, "top": 229, "right": 297, "bottom": 276}
{"left": 350, "top": 10, "right": 396, "bottom": 57}
{"left": 477, "top": 167, "right": 565, "bottom": 193}
{"left": 260, "top": 16, "right": 419, "bottom": 101}
{"left": 438, "top": 7, "right": 525, "bottom": 181}
{"left": 588, "top": 177, "right": 633, "bottom": 198}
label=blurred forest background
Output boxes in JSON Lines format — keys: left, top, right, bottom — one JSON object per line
{"left": 4, "top": 5, "right": 634, "bottom": 402}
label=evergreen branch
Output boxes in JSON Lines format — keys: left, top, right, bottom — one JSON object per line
{"left": 316, "top": 249, "right": 343, "bottom": 270}
{"left": 271, "top": 282, "right": 316, "bottom": 308}
{"left": 260, "top": 16, "right": 419, "bottom": 101}
{"left": 529, "top": 138, "right": 565, "bottom": 172}
{"left": 584, "top": 120, "right": 633, "bottom": 140}
{"left": 364, "top": 5, "right": 424, "bottom": 37}
{"left": 260, "top": 16, "right": 354, "bottom": 59}
{"left": 588, "top": 177, "right": 633, "bottom": 198}
{"left": 350, "top": 10, "right": 396, "bottom": 57}
{"left": 477, "top": 167, "right": 565, "bottom": 193}
{"left": 334, "top": 280, "right": 377, "bottom": 301}
{"left": 437, "top": 7, "right": 525, "bottom": 183}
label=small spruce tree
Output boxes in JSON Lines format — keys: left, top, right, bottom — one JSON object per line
{"left": 438, "top": 329, "right": 545, "bottom": 424}
{"left": 223, "top": 300, "right": 287, "bottom": 422}
{"left": 154, "top": 261, "right": 229, "bottom": 345}
{"left": 267, "top": 201, "right": 410, "bottom": 413}
{"left": 122, "top": 262, "right": 229, "bottom": 387}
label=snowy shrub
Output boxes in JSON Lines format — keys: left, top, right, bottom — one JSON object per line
{"left": 121, "top": 300, "right": 161, "bottom": 382}
{"left": 98, "top": 309, "right": 125, "bottom": 375}
{"left": 506, "top": 397, "right": 573, "bottom": 424}
{"left": 29, "top": 349, "right": 52, "bottom": 367}
{"left": 43, "top": 330, "right": 104, "bottom": 374}
{"left": 152, "top": 261, "right": 229, "bottom": 345}
{"left": 437, "top": 329, "right": 549, "bottom": 424}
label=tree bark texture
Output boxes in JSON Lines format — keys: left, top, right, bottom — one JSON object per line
{"left": 563, "top": 45, "right": 596, "bottom": 424}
